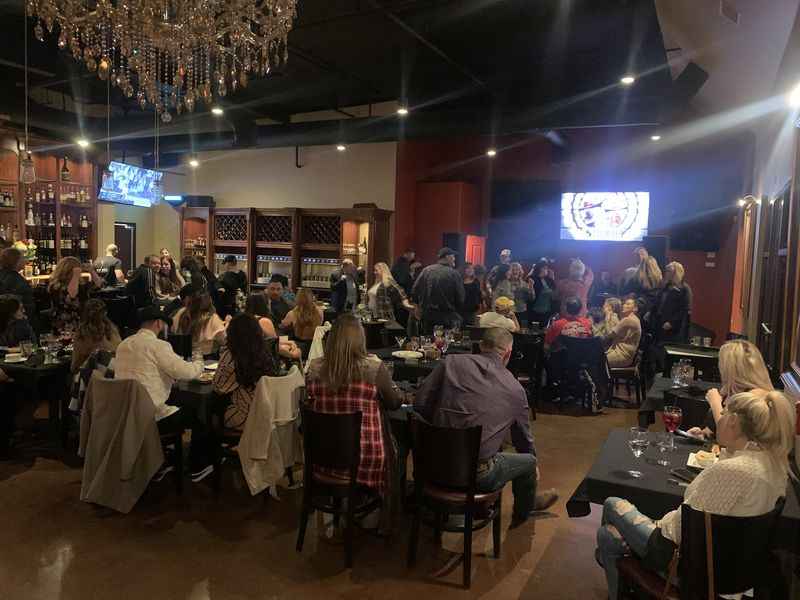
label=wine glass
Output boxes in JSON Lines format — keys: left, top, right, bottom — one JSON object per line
{"left": 395, "top": 336, "right": 406, "bottom": 350}
{"left": 661, "top": 405, "right": 683, "bottom": 452}
{"left": 433, "top": 325, "right": 444, "bottom": 338}
{"left": 627, "top": 427, "right": 649, "bottom": 479}
{"left": 408, "top": 337, "right": 420, "bottom": 352}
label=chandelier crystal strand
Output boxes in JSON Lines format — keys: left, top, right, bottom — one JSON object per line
{"left": 21, "top": 0, "right": 36, "bottom": 185}
{"left": 29, "top": 0, "right": 298, "bottom": 117}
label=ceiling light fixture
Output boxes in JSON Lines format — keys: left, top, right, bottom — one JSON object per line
{"left": 20, "top": 3, "right": 35, "bottom": 185}
{"left": 211, "top": 107, "right": 224, "bottom": 116}
{"left": 620, "top": 75, "right": 636, "bottom": 86}
{"left": 76, "top": 138, "right": 89, "bottom": 148}
{"left": 486, "top": 148, "right": 497, "bottom": 157}
{"left": 336, "top": 144, "right": 347, "bottom": 152}
{"left": 397, "top": 107, "right": 409, "bottom": 116}
{"left": 189, "top": 158, "right": 200, "bottom": 168}
{"left": 650, "top": 135, "right": 661, "bottom": 141}
{"left": 737, "top": 198, "right": 746, "bottom": 207}
{"left": 28, "top": 0, "right": 298, "bottom": 120}
{"left": 787, "top": 82, "right": 800, "bottom": 107}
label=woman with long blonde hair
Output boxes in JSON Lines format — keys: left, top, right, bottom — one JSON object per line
{"left": 657, "top": 261, "right": 692, "bottom": 342}
{"left": 687, "top": 339, "right": 775, "bottom": 439}
{"left": 281, "top": 287, "right": 323, "bottom": 341}
{"left": 48, "top": 256, "right": 103, "bottom": 333}
{"left": 305, "top": 314, "right": 402, "bottom": 496}
{"left": 634, "top": 247, "right": 662, "bottom": 291}
{"left": 367, "top": 261, "right": 414, "bottom": 323}
{"left": 594, "top": 297, "right": 621, "bottom": 337}
{"left": 597, "top": 387, "right": 795, "bottom": 600}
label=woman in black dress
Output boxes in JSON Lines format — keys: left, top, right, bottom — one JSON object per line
{"left": 656, "top": 261, "right": 692, "bottom": 343}
{"left": 460, "top": 262, "right": 482, "bottom": 326}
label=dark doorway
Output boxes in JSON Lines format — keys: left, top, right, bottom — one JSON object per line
{"left": 114, "top": 222, "right": 136, "bottom": 275}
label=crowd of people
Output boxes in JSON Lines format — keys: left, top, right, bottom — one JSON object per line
{"left": 0, "top": 241, "right": 796, "bottom": 600}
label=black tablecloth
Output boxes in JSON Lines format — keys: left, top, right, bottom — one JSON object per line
{"left": 639, "top": 376, "right": 717, "bottom": 427}
{"left": 567, "top": 429, "right": 800, "bottom": 552}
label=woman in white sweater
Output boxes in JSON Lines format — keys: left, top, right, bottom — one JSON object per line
{"left": 595, "top": 389, "right": 795, "bottom": 600}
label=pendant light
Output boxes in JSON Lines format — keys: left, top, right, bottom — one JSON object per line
{"left": 151, "top": 110, "right": 163, "bottom": 205}
{"left": 19, "top": 4, "right": 36, "bottom": 185}
{"left": 60, "top": 156, "right": 71, "bottom": 181}
{"left": 101, "top": 76, "right": 113, "bottom": 188}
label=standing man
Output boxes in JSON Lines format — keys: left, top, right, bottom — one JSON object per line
{"left": 415, "top": 327, "right": 558, "bottom": 528}
{"left": 411, "top": 247, "right": 465, "bottom": 333}
{"left": 488, "top": 248, "right": 513, "bottom": 289}
{"left": 264, "top": 274, "right": 292, "bottom": 325}
{"left": 391, "top": 248, "right": 416, "bottom": 295}
{"left": 217, "top": 255, "right": 248, "bottom": 319}
{"left": 94, "top": 244, "right": 127, "bottom": 286}
{"left": 331, "top": 259, "right": 359, "bottom": 315}
{"left": 125, "top": 255, "right": 161, "bottom": 309}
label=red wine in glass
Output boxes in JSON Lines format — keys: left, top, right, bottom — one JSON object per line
{"left": 662, "top": 406, "right": 683, "bottom": 433}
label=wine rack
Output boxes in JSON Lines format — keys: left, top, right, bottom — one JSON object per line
{"left": 255, "top": 214, "right": 292, "bottom": 244}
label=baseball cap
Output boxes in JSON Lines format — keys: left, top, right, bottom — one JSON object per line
{"left": 494, "top": 296, "right": 515, "bottom": 311}
{"left": 137, "top": 305, "right": 173, "bottom": 327}
{"left": 438, "top": 247, "right": 457, "bottom": 259}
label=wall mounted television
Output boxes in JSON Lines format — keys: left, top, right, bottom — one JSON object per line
{"left": 560, "top": 191, "right": 649, "bottom": 241}
{"left": 98, "top": 161, "right": 163, "bottom": 208}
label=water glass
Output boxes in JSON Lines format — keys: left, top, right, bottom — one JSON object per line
{"left": 656, "top": 432, "right": 672, "bottom": 466}
{"left": 20, "top": 340, "right": 33, "bottom": 358}
{"left": 191, "top": 349, "right": 204, "bottom": 369}
{"left": 627, "top": 427, "right": 649, "bottom": 479}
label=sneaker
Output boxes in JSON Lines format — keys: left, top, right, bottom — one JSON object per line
{"left": 152, "top": 465, "right": 174, "bottom": 482}
{"left": 533, "top": 488, "right": 559, "bottom": 511}
{"left": 190, "top": 464, "right": 214, "bottom": 483}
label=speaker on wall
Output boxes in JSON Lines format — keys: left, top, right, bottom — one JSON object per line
{"left": 642, "top": 235, "right": 669, "bottom": 269}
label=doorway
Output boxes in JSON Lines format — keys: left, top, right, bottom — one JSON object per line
{"left": 114, "top": 222, "right": 136, "bottom": 274}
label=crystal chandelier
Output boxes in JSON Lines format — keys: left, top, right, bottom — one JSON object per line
{"left": 28, "top": 0, "right": 298, "bottom": 120}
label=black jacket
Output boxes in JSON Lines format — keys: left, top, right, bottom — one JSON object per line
{"left": 0, "top": 268, "right": 35, "bottom": 319}
{"left": 125, "top": 265, "right": 156, "bottom": 309}
{"left": 412, "top": 262, "right": 465, "bottom": 317}
{"left": 657, "top": 283, "right": 692, "bottom": 342}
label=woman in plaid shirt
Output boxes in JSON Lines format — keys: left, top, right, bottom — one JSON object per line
{"left": 367, "top": 262, "right": 415, "bottom": 324}
{"left": 306, "top": 314, "right": 403, "bottom": 495}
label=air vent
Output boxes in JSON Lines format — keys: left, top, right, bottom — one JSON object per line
{"left": 720, "top": 0, "right": 740, "bottom": 25}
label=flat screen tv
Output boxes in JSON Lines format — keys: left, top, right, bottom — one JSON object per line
{"left": 98, "top": 161, "right": 163, "bottom": 208}
{"left": 560, "top": 191, "right": 649, "bottom": 241}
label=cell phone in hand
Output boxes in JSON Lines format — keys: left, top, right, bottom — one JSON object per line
{"left": 669, "top": 468, "right": 698, "bottom": 483}
{"left": 675, "top": 429, "right": 705, "bottom": 445}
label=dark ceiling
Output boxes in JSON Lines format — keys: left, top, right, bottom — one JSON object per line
{"left": 0, "top": 0, "right": 673, "bottom": 155}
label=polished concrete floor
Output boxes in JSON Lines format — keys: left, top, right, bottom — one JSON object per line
{"left": 0, "top": 408, "right": 640, "bottom": 600}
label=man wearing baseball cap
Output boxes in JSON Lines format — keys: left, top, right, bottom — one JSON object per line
{"left": 411, "top": 247, "right": 465, "bottom": 334}
{"left": 479, "top": 296, "right": 520, "bottom": 332}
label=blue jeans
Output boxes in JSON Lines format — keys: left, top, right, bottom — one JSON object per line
{"left": 596, "top": 497, "right": 658, "bottom": 600}
{"left": 476, "top": 452, "right": 537, "bottom": 519}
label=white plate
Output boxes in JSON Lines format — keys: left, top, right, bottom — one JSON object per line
{"left": 3, "top": 356, "right": 26, "bottom": 364}
{"left": 204, "top": 362, "right": 219, "bottom": 371}
{"left": 687, "top": 451, "right": 717, "bottom": 470}
{"left": 392, "top": 350, "right": 423, "bottom": 360}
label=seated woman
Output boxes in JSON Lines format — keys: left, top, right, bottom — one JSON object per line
{"left": 71, "top": 299, "right": 122, "bottom": 372}
{"left": 687, "top": 339, "right": 774, "bottom": 440}
{"left": 593, "top": 297, "right": 621, "bottom": 337}
{"left": 281, "top": 287, "right": 323, "bottom": 341}
{"left": 0, "top": 294, "right": 36, "bottom": 347}
{"left": 48, "top": 257, "right": 103, "bottom": 334}
{"left": 604, "top": 297, "right": 641, "bottom": 368}
{"left": 156, "top": 255, "right": 185, "bottom": 300}
{"left": 305, "top": 314, "right": 402, "bottom": 496}
{"left": 212, "top": 314, "right": 281, "bottom": 430}
{"left": 245, "top": 293, "right": 301, "bottom": 360}
{"left": 173, "top": 290, "right": 228, "bottom": 356}
{"left": 596, "top": 389, "right": 795, "bottom": 600}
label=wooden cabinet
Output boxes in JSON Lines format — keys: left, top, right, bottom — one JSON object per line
{"left": 180, "top": 205, "right": 392, "bottom": 294}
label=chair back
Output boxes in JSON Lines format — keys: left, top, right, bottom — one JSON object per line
{"left": 678, "top": 501, "right": 784, "bottom": 599}
{"left": 105, "top": 295, "right": 137, "bottom": 332}
{"left": 464, "top": 325, "right": 485, "bottom": 342}
{"left": 168, "top": 333, "right": 192, "bottom": 360}
{"left": 301, "top": 408, "right": 362, "bottom": 473}
{"left": 409, "top": 414, "right": 482, "bottom": 492}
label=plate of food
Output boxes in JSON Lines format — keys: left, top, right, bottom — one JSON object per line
{"left": 687, "top": 449, "right": 718, "bottom": 470}
{"left": 392, "top": 350, "right": 423, "bottom": 360}
{"left": 196, "top": 372, "right": 215, "bottom": 383}
{"left": 3, "top": 353, "right": 25, "bottom": 364}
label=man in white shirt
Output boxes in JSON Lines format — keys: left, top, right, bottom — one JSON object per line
{"left": 114, "top": 306, "right": 212, "bottom": 480}
{"left": 479, "top": 296, "right": 520, "bottom": 332}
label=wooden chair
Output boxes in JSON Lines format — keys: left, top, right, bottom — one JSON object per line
{"left": 406, "top": 415, "right": 503, "bottom": 589}
{"left": 618, "top": 501, "right": 784, "bottom": 600}
{"left": 295, "top": 408, "right": 381, "bottom": 569}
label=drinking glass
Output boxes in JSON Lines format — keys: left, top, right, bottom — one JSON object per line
{"left": 433, "top": 325, "right": 444, "bottom": 338}
{"left": 662, "top": 405, "right": 682, "bottom": 453}
{"left": 191, "top": 349, "right": 204, "bottom": 369}
{"left": 408, "top": 337, "right": 420, "bottom": 352}
{"left": 395, "top": 336, "right": 406, "bottom": 349}
{"left": 20, "top": 340, "right": 33, "bottom": 358}
{"left": 670, "top": 364, "right": 682, "bottom": 387}
{"left": 656, "top": 432, "right": 672, "bottom": 466}
{"left": 627, "top": 427, "right": 649, "bottom": 478}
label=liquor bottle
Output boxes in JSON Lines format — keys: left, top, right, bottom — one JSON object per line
{"left": 34, "top": 211, "right": 41, "bottom": 227}
{"left": 0, "top": 224, "right": 5, "bottom": 240}
{"left": 26, "top": 205, "right": 34, "bottom": 226}
{"left": 48, "top": 212, "right": 54, "bottom": 226}
{"left": 47, "top": 183, "right": 54, "bottom": 200}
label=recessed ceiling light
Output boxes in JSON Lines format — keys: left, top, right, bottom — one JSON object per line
{"left": 336, "top": 144, "right": 347, "bottom": 152}
{"left": 189, "top": 158, "right": 199, "bottom": 168}
{"left": 211, "top": 106, "right": 224, "bottom": 116}
{"left": 650, "top": 135, "right": 661, "bottom": 141}
{"left": 620, "top": 75, "right": 636, "bottom": 86}
{"left": 76, "top": 138, "right": 90, "bottom": 148}
{"left": 397, "top": 107, "right": 409, "bottom": 116}
{"left": 486, "top": 148, "right": 497, "bottom": 157}
{"left": 737, "top": 198, "right": 746, "bottom": 207}
{"left": 787, "top": 82, "right": 800, "bottom": 107}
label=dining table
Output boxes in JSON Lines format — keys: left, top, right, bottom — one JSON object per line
{"left": 567, "top": 428, "right": 800, "bottom": 553}
{"left": 638, "top": 375, "right": 718, "bottom": 428}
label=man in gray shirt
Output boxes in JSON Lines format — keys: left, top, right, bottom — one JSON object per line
{"left": 411, "top": 247, "right": 465, "bottom": 334}
{"left": 415, "top": 327, "right": 558, "bottom": 527}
